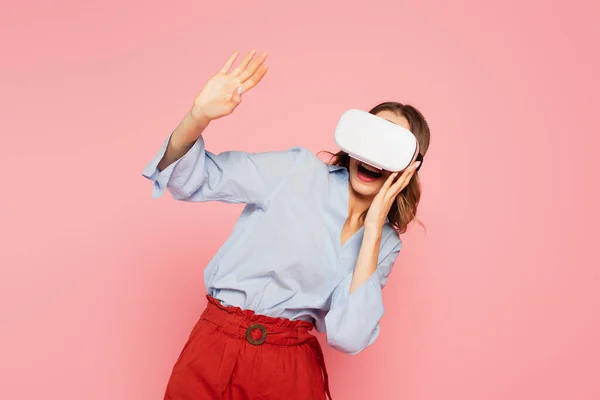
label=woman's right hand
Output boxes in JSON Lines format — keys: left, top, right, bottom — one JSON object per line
{"left": 156, "top": 50, "right": 267, "bottom": 171}
{"left": 190, "top": 50, "right": 269, "bottom": 123}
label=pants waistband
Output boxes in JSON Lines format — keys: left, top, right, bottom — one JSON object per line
{"left": 203, "top": 295, "right": 332, "bottom": 399}
{"left": 202, "top": 295, "right": 315, "bottom": 345}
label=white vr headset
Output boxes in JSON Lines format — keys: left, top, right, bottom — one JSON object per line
{"left": 334, "top": 109, "right": 423, "bottom": 172}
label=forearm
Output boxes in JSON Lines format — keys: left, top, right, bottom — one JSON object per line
{"left": 157, "top": 109, "right": 210, "bottom": 171}
{"left": 349, "top": 227, "right": 382, "bottom": 293}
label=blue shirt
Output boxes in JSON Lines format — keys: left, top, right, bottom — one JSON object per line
{"left": 142, "top": 134, "right": 402, "bottom": 355}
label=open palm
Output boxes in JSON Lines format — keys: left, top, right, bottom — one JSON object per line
{"left": 191, "top": 50, "right": 269, "bottom": 122}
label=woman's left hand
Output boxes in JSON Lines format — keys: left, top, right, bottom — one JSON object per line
{"left": 363, "top": 161, "right": 421, "bottom": 231}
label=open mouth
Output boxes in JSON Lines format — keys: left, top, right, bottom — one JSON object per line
{"left": 357, "top": 162, "right": 383, "bottom": 182}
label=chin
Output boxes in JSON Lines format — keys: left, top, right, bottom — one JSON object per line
{"left": 348, "top": 158, "right": 387, "bottom": 197}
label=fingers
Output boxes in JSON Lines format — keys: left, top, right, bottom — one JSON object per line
{"left": 239, "top": 51, "right": 268, "bottom": 82}
{"left": 375, "top": 172, "right": 399, "bottom": 202}
{"left": 222, "top": 49, "right": 268, "bottom": 97}
{"left": 229, "top": 49, "right": 257, "bottom": 76}
{"left": 387, "top": 162, "right": 420, "bottom": 199}
{"left": 382, "top": 172, "right": 399, "bottom": 192}
{"left": 219, "top": 51, "right": 239, "bottom": 74}
{"left": 241, "top": 64, "right": 268, "bottom": 93}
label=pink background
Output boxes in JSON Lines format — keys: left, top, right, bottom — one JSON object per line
{"left": 1, "top": 0, "right": 599, "bottom": 399}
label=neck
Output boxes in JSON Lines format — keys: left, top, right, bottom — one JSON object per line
{"left": 347, "top": 183, "right": 374, "bottom": 224}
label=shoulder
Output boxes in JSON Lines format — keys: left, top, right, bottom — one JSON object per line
{"left": 287, "top": 146, "right": 322, "bottom": 164}
{"left": 287, "top": 146, "right": 347, "bottom": 176}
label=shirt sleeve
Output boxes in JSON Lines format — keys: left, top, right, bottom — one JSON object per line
{"left": 324, "top": 238, "right": 402, "bottom": 355}
{"left": 141, "top": 133, "right": 305, "bottom": 206}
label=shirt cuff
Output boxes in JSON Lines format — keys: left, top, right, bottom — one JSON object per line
{"left": 324, "top": 271, "right": 385, "bottom": 355}
{"left": 141, "top": 134, "right": 204, "bottom": 199}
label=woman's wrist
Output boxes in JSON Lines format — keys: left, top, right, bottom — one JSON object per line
{"left": 349, "top": 227, "right": 382, "bottom": 293}
{"left": 189, "top": 105, "right": 212, "bottom": 127}
{"left": 363, "top": 224, "right": 384, "bottom": 242}
{"left": 186, "top": 108, "right": 211, "bottom": 137}
{"left": 361, "top": 226, "right": 383, "bottom": 255}
{"left": 171, "top": 109, "right": 210, "bottom": 148}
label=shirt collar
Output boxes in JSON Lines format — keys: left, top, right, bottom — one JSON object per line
{"left": 327, "top": 164, "right": 347, "bottom": 173}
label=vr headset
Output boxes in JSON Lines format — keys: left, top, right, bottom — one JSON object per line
{"left": 334, "top": 109, "right": 423, "bottom": 172}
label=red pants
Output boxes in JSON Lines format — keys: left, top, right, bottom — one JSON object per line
{"left": 164, "top": 296, "right": 332, "bottom": 399}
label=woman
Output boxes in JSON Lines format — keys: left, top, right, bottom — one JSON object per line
{"left": 142, "top": 50, "right": 430, "bottom": 400}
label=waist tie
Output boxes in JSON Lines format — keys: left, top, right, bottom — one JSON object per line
{"left": 203, "top": 295, "right": 332, "bottom": 399}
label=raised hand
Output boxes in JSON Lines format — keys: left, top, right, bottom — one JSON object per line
{"left": 363, "top": 161, "right": 421, "bottom": 231}
{"left": 190, "top": 50, "right": 269, "bottom": 123}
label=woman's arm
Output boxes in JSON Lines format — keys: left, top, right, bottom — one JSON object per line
{"left": 324, "top": 163, "right": 420, "bottom": 354}
{"left": 156, "top": 110, "right": 210, "bottom": 172}
{"left": 142, "top": 50, "right": 308, "bottom": 205}
{"left": 157, "top": 50, "right": 268, "bottom": 171}
{"left": 349, "top": 161, "right": 419, "bottom": 291}
{"left": 349, "top": 227, "right": 382, "bottom": 293}
{"left": 142, "top": 132, "right": 306, "bottom": 204}
{"left": 324, "top": 235, "right": 401, "bottom": 355}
